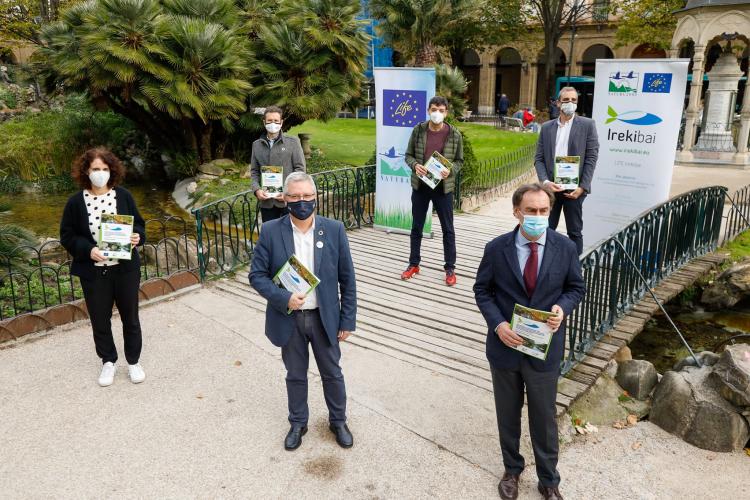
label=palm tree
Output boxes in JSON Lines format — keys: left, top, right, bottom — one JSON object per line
{"left": 436, "top": 64, "right": 468, "bottom": 117}
{"left": 369, "top": 0, "right": 451, "bottom": 66}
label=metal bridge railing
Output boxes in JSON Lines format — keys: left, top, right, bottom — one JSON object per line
{"left": 455, "top": 144, "right": 536, "bottom": 203}
{"left": 0, "top": 216, "right": 198, "bottom": 321}
{"left": 191, "top": 165, "right": 376, "bottom": 280}
{"left": 725, "top": 183, "right": 750, "bottom": 242}
{"left": 562, "top": 186, "right": 728, "bottom": 374}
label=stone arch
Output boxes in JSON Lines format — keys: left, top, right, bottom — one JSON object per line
{"left": 459, "top": 48, "right": 482, "bottom": 112}
{"left": 494, "top": 46, "right": 523, "bottom": 110}
{"left": 580, "top": 43, "right": 614, "bottom": 77}
{"left": 672, "top": 15, "right": 700, "bottom": 50}
{"left": 699, "top": 11, "right": 750, "bottom": 48}
{"left": 631, "top": 44, "right": 667, "bottom": 59}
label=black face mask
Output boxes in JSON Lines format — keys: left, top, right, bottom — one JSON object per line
{"left": 288, "top": 199, "right": 316, "bottom": 220}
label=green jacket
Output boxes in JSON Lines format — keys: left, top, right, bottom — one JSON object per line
{"left": 404, "top": 121, "right": 464, "bottom": 193}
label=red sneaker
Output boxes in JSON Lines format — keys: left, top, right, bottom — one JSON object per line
{"left": 401, "top": 265, "right": 420, "bottom": 280}
{"left": 445, "top": 270, "right": 457, "bottom": 286}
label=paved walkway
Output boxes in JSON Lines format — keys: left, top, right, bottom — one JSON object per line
{"left": 2, "top": 288, "right": 747, "bottom": 499}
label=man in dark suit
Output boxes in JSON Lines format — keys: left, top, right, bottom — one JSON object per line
{"left": 534, "top": 87, "right": 599, "bottom": 254}
{"left": 249, "top": 172, "right": 357, "bottom": 451}
{"left": 474, "top": 183, "right": 586, "bottom": 500}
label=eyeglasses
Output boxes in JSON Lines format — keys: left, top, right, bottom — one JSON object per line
{"left": 285, "top": 193, "right": 316, "bottom": 202}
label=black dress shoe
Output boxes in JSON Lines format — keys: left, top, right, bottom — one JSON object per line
{"left": 329, "top": 423, "right": 353, "bottom": 448}
{"left": 498, "top": 472, "right": 520, "bottom": 499}
{"left": 284, "top": 424, "right": 308, "bottom": 450}
{"left": 538, "top": 484, "right": 564, "bottom": 500}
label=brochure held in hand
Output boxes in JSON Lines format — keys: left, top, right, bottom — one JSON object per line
{"left": 554, "top": 155, "right": 580, "bottom": 191}
{"left": 261, "top": 166, "right": 284, "bottom": 198}
{"left": 509, "top": 304, "right": 556, "bottom": 360}
{"left": 273, "top": 254, "right": 321, "bottom": 314}
{"left": 98, "top": 213, "right": 134, "bottom": 260}
{"left": 419, "top": 151, "right": 452, "bottom": 190}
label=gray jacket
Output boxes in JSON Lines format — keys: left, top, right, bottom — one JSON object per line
{"left": 250, "top": 132, "right": 306, "bottom": 208}
{"left": 534, "top": 115, "right": 599, "bottom": 194}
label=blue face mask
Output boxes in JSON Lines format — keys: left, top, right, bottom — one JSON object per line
{"left": 287, "top": 199, "right": 316, "bottom": 220}
{"left": 521, "top": 215, "right": 548, "bottom": 238}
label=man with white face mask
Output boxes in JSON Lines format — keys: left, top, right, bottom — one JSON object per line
{"left": 534, "top": 87, "right": 599, "bottom": 255}
{"left": 402, "top": 95, "right": 464, "bottom": 286}
{"left": 250, "top": 105, "right": 307, "bottom": 223}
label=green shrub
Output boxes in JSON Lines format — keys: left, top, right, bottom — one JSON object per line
{"left": 0, "top": 94, "right": 139, "bottom": 185}
{"left": 0, "top": 85, "right": 17, "bottom": 109}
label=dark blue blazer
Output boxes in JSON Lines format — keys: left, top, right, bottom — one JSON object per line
{"left": 473, "top": 227, "right": 586, "bottom": 372}
{"left": 249, "top": 215, "right": 357, "bottom": 347}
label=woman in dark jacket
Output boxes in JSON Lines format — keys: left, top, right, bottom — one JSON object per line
{"left": 60, "top": 147, "right": 146, "bottom": 387}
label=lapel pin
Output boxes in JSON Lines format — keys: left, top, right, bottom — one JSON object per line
{"left": 316, "top": 241, "right": 324, "bottom": 249}
{"left": 318, "top": 230, "right": 323, "bottom": 236}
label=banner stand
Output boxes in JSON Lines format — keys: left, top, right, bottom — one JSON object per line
{"left": 374, "top": 67, "right": 436, "bottom": 237}
{"left": 583, "top": 59, "right": 689, "bottom": 250}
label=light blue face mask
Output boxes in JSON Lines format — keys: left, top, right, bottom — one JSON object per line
{"left": 522, "top": 215, "right": 549, "bottom": 238}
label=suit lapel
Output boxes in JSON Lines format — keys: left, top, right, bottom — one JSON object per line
{"left": 280, "top": 216, "right": 294, "bottom": 261}
{"left": 503, "top": 232, "right": 525, "bottom": 292}
{"left": 546, "top": 121, "right": 557, "bottom": 168}
{"left": 535, "top": 230, "right": 557, "bottom": 288}
{"left": 567, "top": 117, "right": 581, "bottom": 156}
{"left": 313, "top": 216, "right": 324, "bottom": 276}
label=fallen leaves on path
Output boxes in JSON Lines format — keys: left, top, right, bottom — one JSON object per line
{"left": 631, "top": 441, "right": 642, "bottom": 451}
{"left": 234, "top": 360, "right": 243, "bottom": 366}
{"left": 613, "top": 414, "right": 639, "bottom": 430}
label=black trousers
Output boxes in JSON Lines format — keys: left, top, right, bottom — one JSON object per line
{"left": 409, "top": 183, "right": 456, "bottom": 270}
{"left": 281, "top": 309, "right": 346, "bottom": 425}
{"left": 549, "top": 192, "right": 586, "bottom": 255}
{"left": 260, "top": 205, "right": 288, "bottom": 223}
{"left": 491, "top": 358, "right": 560, "bottom": 488}
{"left": 80, "top": 267, "right": 142, "bottom": 365}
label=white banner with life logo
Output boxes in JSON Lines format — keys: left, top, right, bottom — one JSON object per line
{"left": 583, "top": 59, "right": 689, "bottom": 249}
{"left": 374, "top": 67, "right": 436, "bottom": 234}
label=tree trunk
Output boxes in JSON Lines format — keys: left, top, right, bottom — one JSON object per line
{"left": 415, "top": 42, "right": 438, "bottom": 67}
{"left": 200, "top": 123, "right": 213, "bottom": 164}
{"left": 541, "top": 35, "right": 558, "bottom": 104}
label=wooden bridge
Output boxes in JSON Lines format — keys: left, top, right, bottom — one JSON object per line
{"left": 212, "top": 209, "right": 728, "bottom": 417}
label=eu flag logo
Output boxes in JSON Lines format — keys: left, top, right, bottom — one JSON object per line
{"left": 642, "top": 73, "right": 672, "bottom": 93}
{"left": 383, "top": 89, "right": 426, "bottom": 127}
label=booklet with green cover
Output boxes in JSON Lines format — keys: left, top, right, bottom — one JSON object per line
{"left": 510, "top": 304, "right": 556, "bottom": 360}
{"left": 261, "top": 165, "right": 284, "bottom": 198}
{"left": 419, "top": 151, "right": 453, "bottom": 190}
{"left": 98, "top": 213, "right": 134, "bottom": 260}
{"left": 273, "top": 254, "right": 321, "bottom": 314}
{"left": 554, "top": 155, "right": 580, "bottom": 191}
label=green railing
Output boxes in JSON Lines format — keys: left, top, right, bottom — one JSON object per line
{"left": 192, "top": 165, "right": 376, "bottom": 279}
{"left": 455, "top": 144, "right": 536, "bottom": 204}
{"left": 562, "top": 186, "right": 727, "bottom": 374}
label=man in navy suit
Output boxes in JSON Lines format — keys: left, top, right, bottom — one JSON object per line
{"left": 250, "top": 172, "right": 357, "bottom": 451}
{"left": 474, "top": 183, "right": 585, "bottom": 500}
{"left": 534, "top": 86, "right": 599, "bottom": 255}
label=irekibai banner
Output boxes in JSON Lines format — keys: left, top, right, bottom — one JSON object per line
{"left": 374, "top": 67, "right": 436, "bottom": 234}
{"left": 583, "top": 59, "right": 689, "bottom": 249}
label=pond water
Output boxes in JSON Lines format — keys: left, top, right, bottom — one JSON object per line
{"left": 629, "top": 304, "right": 750, "bottom": 373}
{"left": 0, "top": 183, "right": 190, "bottom": 240}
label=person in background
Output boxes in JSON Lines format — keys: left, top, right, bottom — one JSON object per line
{"left": 401, "top": 95, "right": 464, "bottom": 286}
{"left": 534, "top": 86, "right": 600, "bottom": 255}
{"left": 498, "top": 94, "right": 510, "bottom": 117}
{"left": 522, "top": 107, "right": 535, "bottom": 128}
{"left": 549, "top": 98, "right": 559, "bottom": 120}
{"left": 60, "top": 147, "right": 146, "bottom": 387}
{"left": 250, "top": 105, "right": 306, "bottom": 223}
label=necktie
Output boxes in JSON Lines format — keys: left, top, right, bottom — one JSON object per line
{"left": 523, "top": 242, "right": 538, "bottom": 297}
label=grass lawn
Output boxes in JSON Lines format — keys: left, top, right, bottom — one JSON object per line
{"left": 724, "top": 229, "right": 750, "bottom": 262}
{"left": 288, "top": 118, "right": 538, "bottom": 165}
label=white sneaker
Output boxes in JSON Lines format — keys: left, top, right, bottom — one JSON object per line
{"left": 98, "top": 362, "right": 116, "bottom": 387}
{"left": 128, "top": 363, "right": 146, "bottom": 384}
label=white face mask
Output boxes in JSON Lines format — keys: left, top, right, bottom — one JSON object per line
{"left": 265, "top": 123, "right": 281, "bottom": 134}
{"left": 89, "top": 170, "right": 110, "bottom": 188}
{"left": 560, "top": 102, "right": 577, "bottom": 116}
{"left": 429, "top": 111, "right": 445, "bottom": 125}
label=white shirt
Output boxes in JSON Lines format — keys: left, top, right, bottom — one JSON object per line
{"left": 554, "top": 114, "right": 575, "bottom": 157}
{"left": 291, "top": 218, "right": 318, "bottom": 309}
{"left": 83, "top": 189, "right": 119, "bottom": 267}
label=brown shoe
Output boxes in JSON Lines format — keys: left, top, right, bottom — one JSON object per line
{"left": 498, "top": 472, "right": 520, "bottom": 500}
{"left": 538, "top": 484, "right": 564, "bottom": 500}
